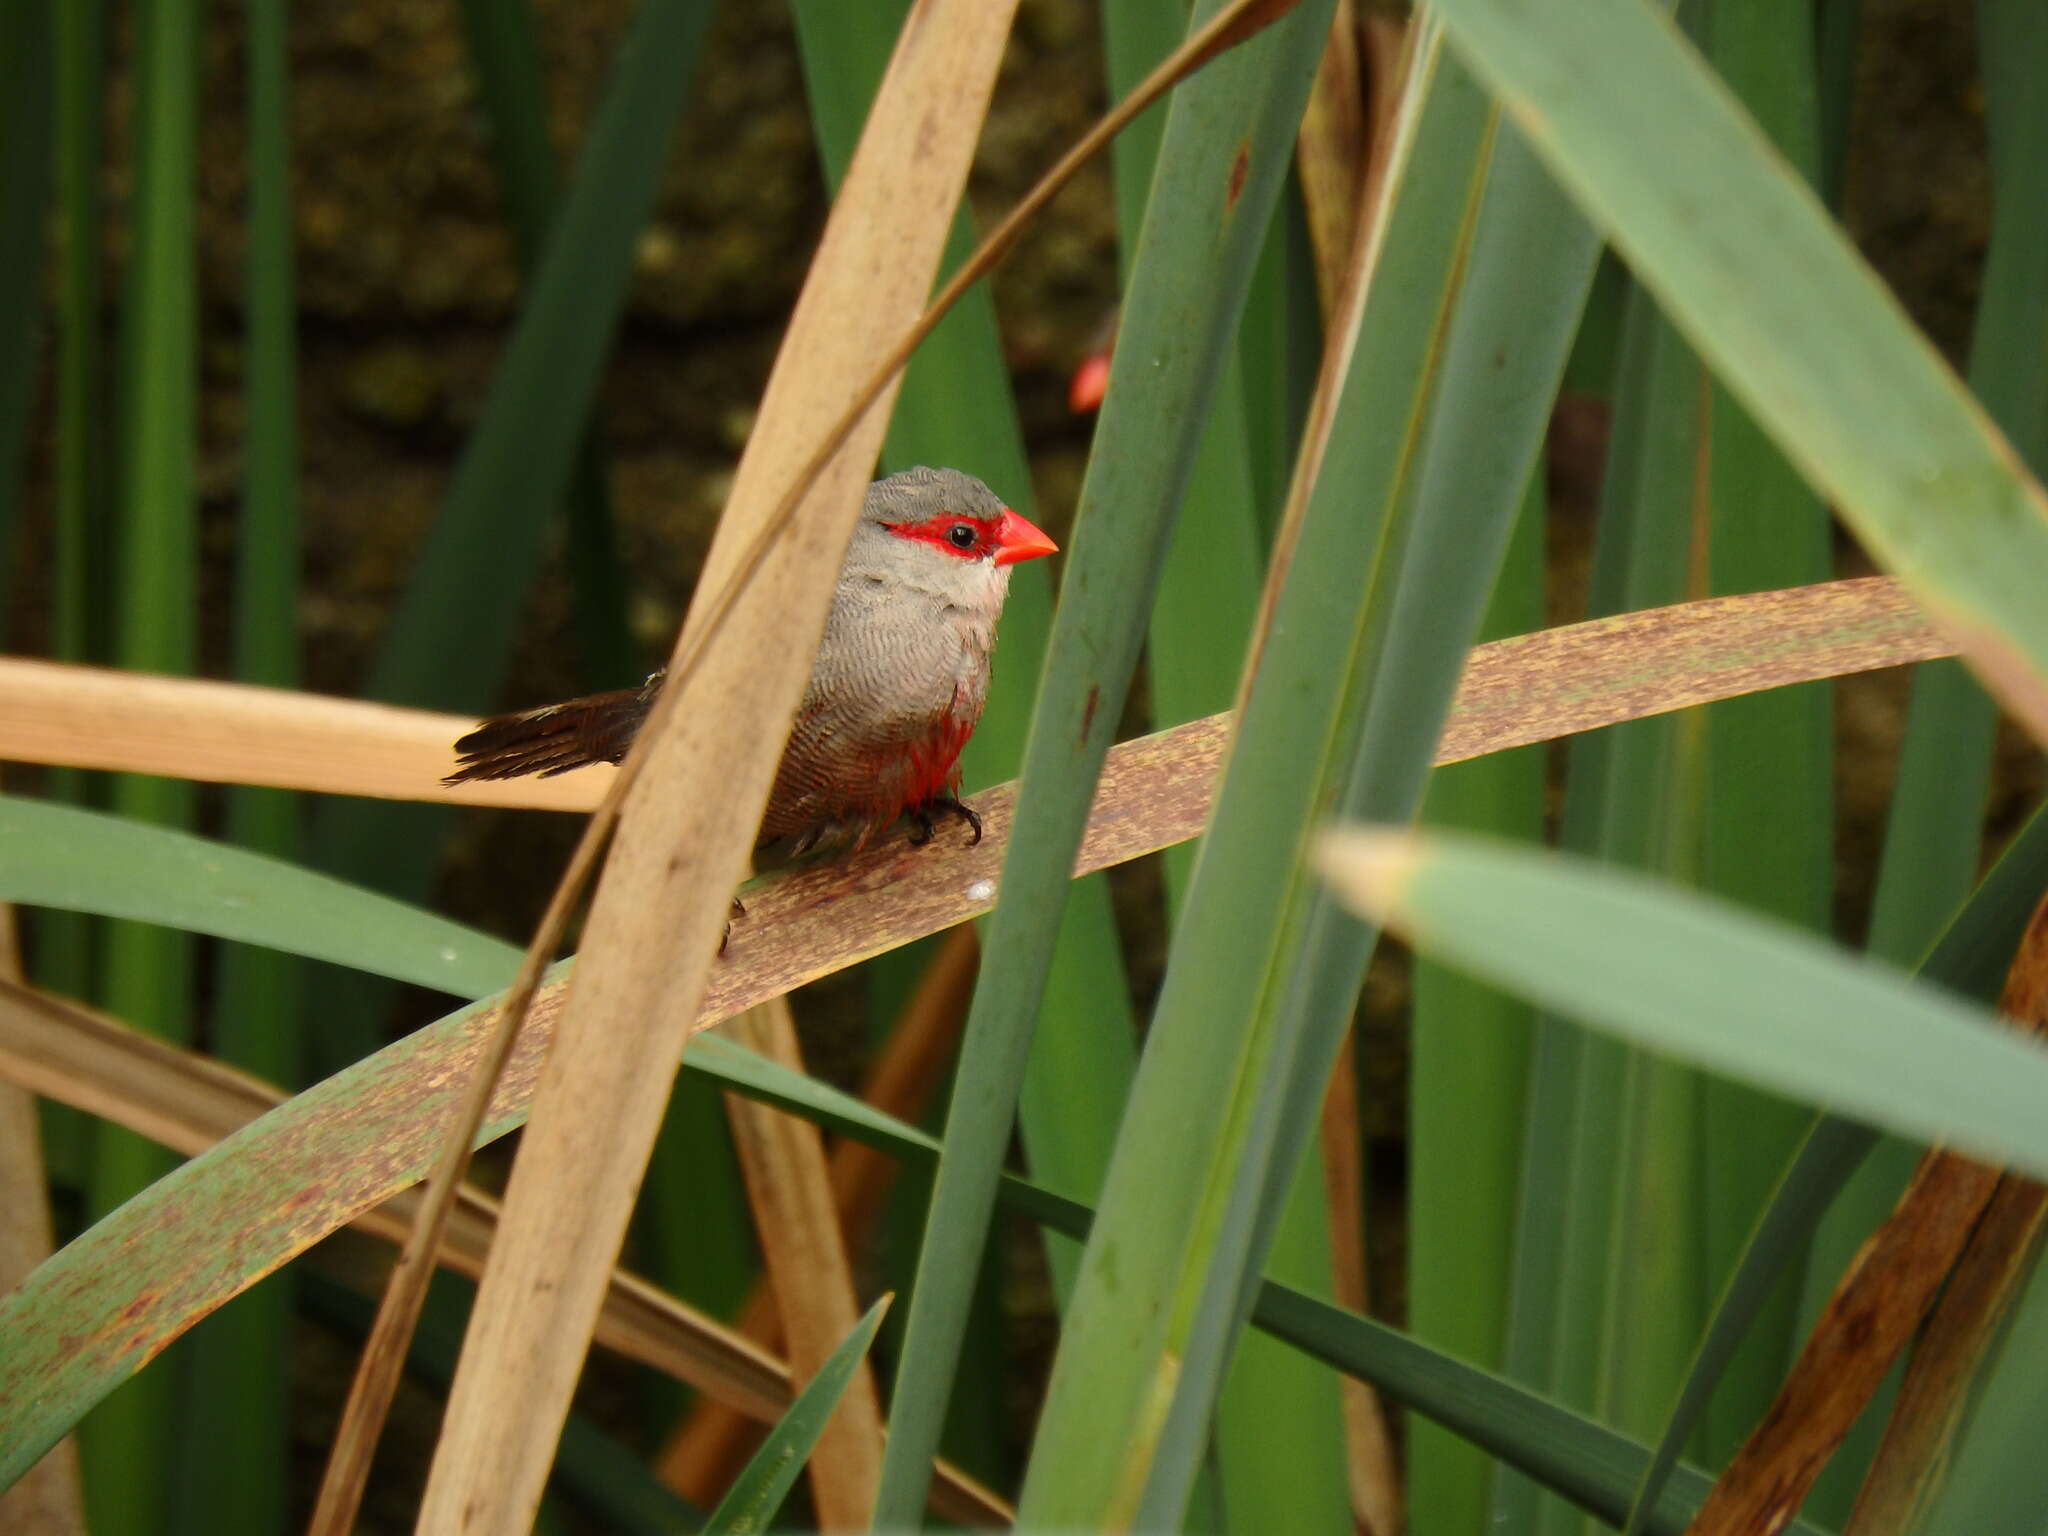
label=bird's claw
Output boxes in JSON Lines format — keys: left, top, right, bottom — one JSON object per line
{"left": 910, "top": 795, "right": 982, "bottom": 848}
{"left": 720, "top": 894, "right": 746, "bottom": 956}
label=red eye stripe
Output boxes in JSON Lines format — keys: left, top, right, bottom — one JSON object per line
{"left": 884, "top": 512, "right": 1002, "bottom": 559}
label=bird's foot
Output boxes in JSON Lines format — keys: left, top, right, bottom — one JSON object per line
{"left": 720, "top": 894, "right": 745, "bottom": 955}
{"left": 908, "top": 795, "right": 982, "bottom": 847}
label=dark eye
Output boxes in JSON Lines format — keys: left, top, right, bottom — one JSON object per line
{"left": 947, "top": 522, "right": 977, "bottom": 550}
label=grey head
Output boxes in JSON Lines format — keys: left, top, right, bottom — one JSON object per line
{"left": 860, "top": 465, "right": 1010, "bottom": 528}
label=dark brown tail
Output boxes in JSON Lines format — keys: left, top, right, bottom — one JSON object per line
{"left": 444, "top": 672, "right": 662, "bottom": 784}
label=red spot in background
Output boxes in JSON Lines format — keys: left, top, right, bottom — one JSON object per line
{"left": 1068, "top": 351, "right": 1110, "bottom": 414}
{"left": 1070, "top": 306, "right": 1119, "bottom": 416}
{"left": 1226, "top": 142, "right": 1250, "bottom": 212}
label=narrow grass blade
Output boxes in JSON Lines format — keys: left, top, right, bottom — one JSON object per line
{"left": 1814, "top": 0, "right": 1860, "bottom": 204}
{"left": 181, "top": 2, "right": 301, "bottom": 1525}
{"left": 89, "top": 3, "right": 202, "bottom": 1525}
{"left": 875, "top": 5, "right": 1341, "bottom": 1521}
{"left": 1317, "top": 827, "right": 2048, "bottom": 1178}
{"left": 703, "top": 1297, "right": 890, "bottom": 1536}
{"left": 1409, "top": 474, "right": 1544, "bottom": 1536}
{"left": 1430, "top": 0, "right": 2048, "bottom": 740}
{"left": 1505, "top": 272, "right": 1706, "bottom": 1536}
{"left": 1195, "top": 100, "right": 1602, "bottom": 1534}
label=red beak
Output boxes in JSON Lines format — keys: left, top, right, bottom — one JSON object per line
{"left": 991, "top": 509, "right": 1059, "bottom": 566}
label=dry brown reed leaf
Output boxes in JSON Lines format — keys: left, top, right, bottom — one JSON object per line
{"left": 1291, "top": 21, "right": 1413, "bottom": 1526}
{"left": 0, "top": 657, "right": 598, "bottom": 810}
{"left": 1296, "top": 2, "right": 1369, "bottom": 315}
{"left": 1681, "top": 1152, "right": 2003, "bottom": 1536}
{"left": 1841, "top": 1178, "right": 2048, "bottom": 1534}
{"left": 720, "top": 999, "right": 886, "bottom": 1527}
{"left": 411, "top": 11, "right": 1026, "bottom": 1529}
{"left": 1319, "top": 1036, "right": 1404, "bottom": 1536}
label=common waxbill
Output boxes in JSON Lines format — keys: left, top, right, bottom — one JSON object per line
{"left": 446, "top": 467, "right": 1057, "bottom": 856}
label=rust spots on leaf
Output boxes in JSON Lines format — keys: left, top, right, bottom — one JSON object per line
{"left": 1225, "top": 142, "right": 1251, "bottom": 214}
{"left": 1080, "top": 684, "right": 1101, "bottom": 745}
{"left": 1437, "top": 577, "right": 1947, "bottom": 768}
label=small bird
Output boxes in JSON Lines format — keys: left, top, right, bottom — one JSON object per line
{"left": 446, "top": 466, "right": 1057, "bottom": 858}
